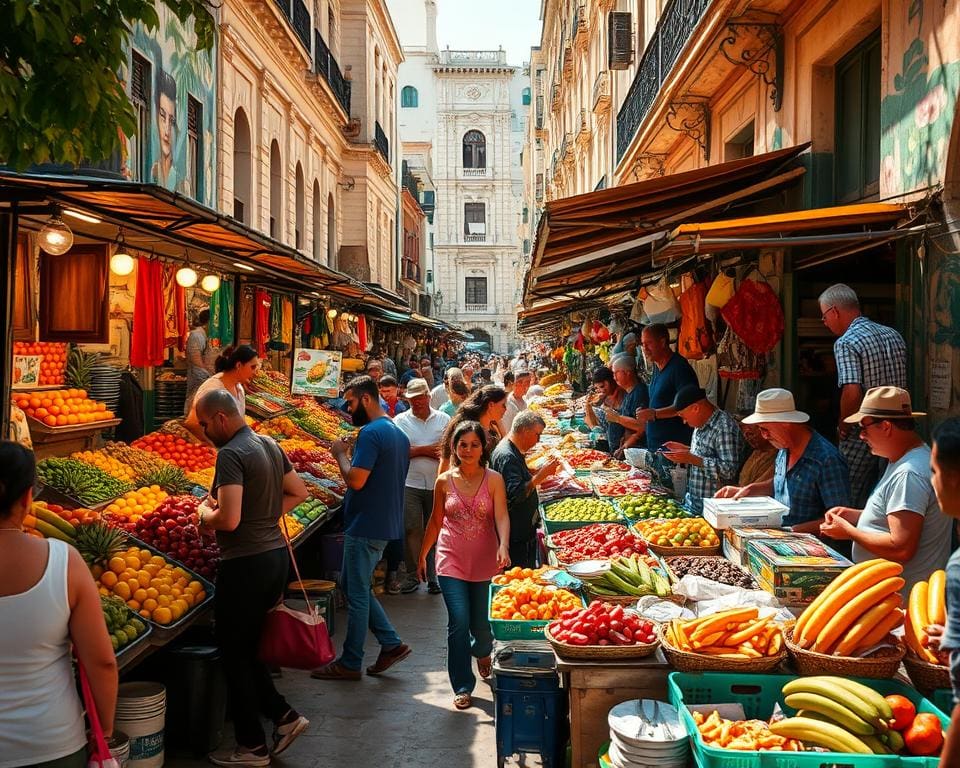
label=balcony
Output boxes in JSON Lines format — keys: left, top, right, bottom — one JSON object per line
{"left": 535, "top": 95, "right": 544, "bottom": 130}
{"left": 562, "top": 42, "right": 574, "bottom": 80}
{"left": 616, "top": 0, "right": 711, "bottom": 162}
{"left": 374, "top": 121, "right": 389, "bottom": 162}
{"left": 461, "top": 167, "right": 488, "bottom": 178}
{"left": 464, "top": 303, "right": 488, "bottom": 312}
{"left": 314, "top": 30, "right": 351, "bottom": 115}
{"left": 274, "top": 0, "right": 311, "bottom": 52}
{"left": 592, "top": 70, "right": 611, "bottom": 113}
{"left": 551, "top": 82, "right": 562, "bottom": 112}
{"left": 439, "top": 49, "right": 508, "bottom": 66}
{"left": 573, "top": 3, "right": 588, "bottom": 48}
{"left": 577, "top": 108, "right": 590, "bottom": 141}
{"left": 464, "top": 233, "right": 487, "bottom": 243}
{"left": 402, "top": 259, "right": 422, "bottom": 282}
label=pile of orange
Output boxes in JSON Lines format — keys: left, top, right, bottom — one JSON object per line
{"left": 101, "top": 486, "right": 169, "bottom": 523}
{"left": 34, "top": 500, "right": 99, "bottom": 526}
{"left": 634, "top": 518, "right": 720, "bottom": 549}
{"left": 93, "top": 546, "right": 206, "bottom": 625}
{"left": 490, "top": 580, "right": 581, "bottom": 621}
{"left": 492, "top": 566, "right": 552, "bottom": 585}
{"left": 14, "top": 388, "right": 114, "bottom": 427}
{"left": 14, "top": 341, "right": 67, "bottom": 386}
{"left": 72, "top": 450, "right": 138, "bottom": 482}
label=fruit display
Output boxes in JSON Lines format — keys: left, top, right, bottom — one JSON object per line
{"left": 134, "top": 463, "right": 192, "bottom": 494}
{"left": 616, "top": 492, "right": 689, "bottom": 520}
{"left": 566, "top": 449, "right": 630, "bottom": 471}
{"left": 489, "top": 580, "right": 582, "bottom": 621}
{"left": 35, "top": 500, "right": 99, "bottom": 527}
{"left": 280, "top": 514, "right": 305, "bottom": 540}
{"left": 537, "top": 473, "right": 592, "bottom": 502}
{"left": 253, "top": 416, "right": 317, "bottom": 443}
{"left": 133, "top": 432, "right": 217, "bottom": 472}
{"left": 13, "top": 341, "right": 67, "bottom": 386}
{"left": 74, "top": 521, "right": 127, "bottom": 570}
{"left": 245, "top": 392, "right": 289, "bottom": 415}
{"left": 37, "top": 457, "right": 132, "bottom": 506}
{"left": 101, "top": 595, "right": 149, "bottom": 653}
{"left": 792, "top": 558, "right": 905, "bottom": 656}
{"left": 101, "top": 442, "right": 173, "bottom": 476}
{"left": 186, "top": 467, "right": 215, "bottom": 489}
{"left": 95, "top": 545, "right": 208, "bottom": 625}
{"left": 543, "top": 497, "right": 618, "bottom": 523}
{"left": 692, "top": 711, "right": 803, "bottom": 752}
{"left": 290, "top": 401, "right": 354, "bottom": 441}
{"left": 543, "top": 383, "right": 572, "bottom": 397}
{"left": 119, "top": 496, "right": 219, "bottom": 578}
{"left": 492, "top": 566, "right": 553, "bottom": 585}
{"left": 23, "top": 501, "right": 83, "bottom": 542}
{"left": 71, "top": 450, "right": 138, "bottom": 483}
{"left": 904, "top": 570, "right": 948, "bottom": 665}
{"left": 592, "top": 476, "right": 659, "bottom": 498}
{"left": 663, "top": 556, "right": 756, "bottom": 589}
{"left": 550, "top": 523, "right": 648, "bottom": 563}
{"left": 101, "top": 486, "right": 170, "bottom": 524}
{"left": 547, "top": 602, "right": 657, "bottom": 646}
{"left": 578, "top": 555, "right": 672, "bottom": 598}
{"left": 14, "top": 388, "right": 115, "bottom": 427}
{"left": 249, "top": 369, "right": 291, "bottom": 399}
{"left": 289, "top": 498, "right": 329, "bottom": 528}
{"left": 528, "top": 395, "right": 574, "bottom": 417}
{"left": 665, "top": 608, "right": 784, "bottom": 659}
{"left": 633, "top": 518, "right": 720, "bottom": 549}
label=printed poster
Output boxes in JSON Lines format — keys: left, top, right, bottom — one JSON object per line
{"left": 291, "top": 349, "right": 342, "bottom": 398}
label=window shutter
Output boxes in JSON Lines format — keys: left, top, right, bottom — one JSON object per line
{"left": 608, "top": 12, "right": 633, "bottom": 70}
{"left": 131, "top": 54, "right": 149, "bottom": 104}
{"left": 187, "top": 97, "right": 201, "bottom": 137}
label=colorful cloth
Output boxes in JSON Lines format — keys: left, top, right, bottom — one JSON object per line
{"left": 131, "top": 259, "right": 166, "bottom": 367}
{"left": 160, "top": 264, "right": 186, "bottom": 350}
{"left": 255, "top": 289, "right": 271, "bottom": 357}
{"left": 721, "top": 278, "right": 784, "bottom": 354}
{"left": 436, "top": 470, "right": 499, "bottom": 582}
{"left": 208, "top": 279, "right": 235, "bottom": 346}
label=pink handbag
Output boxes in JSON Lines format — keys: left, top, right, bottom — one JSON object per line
{"left": 258, "top": 519, "right": 336, "bottom": 670}
{"left": 78, "top": 660, "right": 114, "bottom": 767}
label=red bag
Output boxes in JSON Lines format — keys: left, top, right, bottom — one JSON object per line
{"left": 720, "top": 276, "right": 784, "bottom": 354}
{"left": 259, "top": 519, "right": 335, "bottom": 670}
{"left": 78, "top": 659, "right": 115, "bottom": 767}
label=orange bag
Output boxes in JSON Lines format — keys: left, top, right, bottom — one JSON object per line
{"left": 678, "top": 279, "right": 713, "bottom": 359}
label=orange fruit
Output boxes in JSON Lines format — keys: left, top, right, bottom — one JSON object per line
{"left": 100, "top": 571, "right": 118, "bottom": 588}
{"left": 108, "top": 556, "right": 126, "bottom": 574}
{"left": 125, "top": 555, "right": 141, "bottom": 569}
{"left": 143, "top": 598, "right": 158, "bottom": 613}
{"left": 133, "top": 588, "right": 148, "bottom": 603}
{"left": 886, "top": 695, "right": 917, "bottom": 731}
{"left": 126, "top": 599, "right": 141, "bottom": 611}
{"left": 114, "top": 582, "right": 131, "bottom": 601}
{"left": 153, "top": 607, "right": 172, "bottom": 625}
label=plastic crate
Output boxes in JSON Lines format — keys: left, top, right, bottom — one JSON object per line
{"left": 668, "top": 671, "right": 950, "bottom": 768}
{"left": 931, "top": 688, "right": 954, "bottom": 715}
{"left": 488, "top": 583, "right": 584, "bottom": 641}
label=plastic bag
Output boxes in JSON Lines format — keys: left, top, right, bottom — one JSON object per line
{"left": 642, "top": 275, "right": 680, "bottom": 324}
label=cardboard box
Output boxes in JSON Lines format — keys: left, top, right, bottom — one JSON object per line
{"left": 723, "top": 527, "right": 814, "bottom": 567}
{"left": 746, "top": 537, "right": 852, "bottom": 605}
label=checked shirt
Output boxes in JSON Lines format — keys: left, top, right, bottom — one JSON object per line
{"left": 684, "top": 408, "right": 747, "bottom": 513}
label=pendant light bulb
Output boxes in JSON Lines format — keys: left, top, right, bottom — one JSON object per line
{"left": 201, "top": 274, "right": 221, "bottom": 293}
{"left": 176, "top": 266, "right": 198, "bottom": 288}
{"left": 39, "top": 209, "right": 74, "bottom": 255}
{"left": 327, "top": 309, "right": 338, "bottom": 319}
{"left": 110, "top": 252, "right": 135, "bottom": 276}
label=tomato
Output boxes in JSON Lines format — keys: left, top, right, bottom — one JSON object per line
{"left": 885, "top": 695, "right": 917, "bottom": 731}
{"left": 903, "top": 712, "right": 943, "bottom": 755}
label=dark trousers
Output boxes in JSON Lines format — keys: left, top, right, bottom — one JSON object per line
{"left": 509, "top": 537, "right": 538, "bottom": 569}
{"left": 384, "top": 538, "right": 403, "bottom": 572}
{"left": 216, "top": 547, "right": 292, "bottom": 749}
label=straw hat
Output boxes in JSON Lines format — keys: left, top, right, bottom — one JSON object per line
{"left": 742, "top": 388, "right": 810, "bottom": 424}
{"left": 403, "top": 378, "right": 431, "bottom": 398}
{"left": 844, "top": 386, "right": 925, "bottom": 423}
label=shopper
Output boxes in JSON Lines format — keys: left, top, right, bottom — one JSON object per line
{"left": 365, "top": 358, "right": 384, "bottom": 384}
{"left": 662, "top": 385, "right": 746, "bottom": 513}
{"left": 737, "top": 422, "right": 777, "bottom": 487}
{"left": 312, "top": 376, "right": 412, "bottom": 681}
{"left": 490, "top": 411, "right": 560, "bottom": 568}
{"left": 819, "top": 283, "right": 908, "bottom": 507}
{"left": 439, "top": 385, "right": 508, "bottom": 473}
{"left": 194, "top": 389, "right": 310, "bottom": 765}
{"left": 584, "top": 366, "right": 625, "bottom": 453}
{"left": 502, "top": 369, "right": 515, "bottom": 395}
{"left": 602, "top": 354, "right": 649, "bottom": 457}
{"left": 502, "top": 370, "right": 532, "bottom": 432}
{"left": 395, "top": 378, "right": 451, "bottom": 594}
{"left": 0, "top": 442, "right": 118, "bottom": 768}
{"left": 819, "top": 387, "right": 951, "bottom": 595}
{"left": 184, "top": 308, "right": 215, "bottom": 415}
{"left": 185, "top": 344, "right": 259, "bottom": 442}
{"left": 378, "top": 375, "right": 408, "bottom": 418}
{"left": 440, "top": 375, "right": 470, "bottom": 417}
{"left": 431, "top": 366, "right": 459, "bottom": 410}
{"left": 419, "top": 421, "right": 510, "bottom": 710}
{"left": 715, "top": 388, "right": 851, "bottom": 536}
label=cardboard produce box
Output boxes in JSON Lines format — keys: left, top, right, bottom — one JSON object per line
{"left": 746, "top": 537, "right": 852, "bottom": 605}
{"left": 723, "top": 526, "right": 815, "bottom": 567}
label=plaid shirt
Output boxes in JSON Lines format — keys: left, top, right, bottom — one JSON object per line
{"left": 775, "top": 431, "right": 851, "bottom": 527}
{"left": 834, "top": 316, "right": 907, "bottom": 505}
{"left": 684, "top": 408, "right": 746, "bottom": 513}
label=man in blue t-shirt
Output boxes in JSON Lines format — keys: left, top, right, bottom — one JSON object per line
{"left": 312, "top": 376, "right": 412, "bottom": 682}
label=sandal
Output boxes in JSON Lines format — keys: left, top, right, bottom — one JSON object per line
{"left": 477, "top": 656, "right": 492, "bottom": 679}
{"left": 454, "top": 692, "right": 472, "bottom": 710}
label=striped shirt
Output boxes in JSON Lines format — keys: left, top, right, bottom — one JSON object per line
{"left": 683, "top": 408, "right": 747, "bottom": 513}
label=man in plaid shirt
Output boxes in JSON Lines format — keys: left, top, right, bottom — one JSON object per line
{"left": 662, "top": 385, "right": 746, "bottom": 513}
{"left": 819, "top": 284, "right": 907, "bottom": 507}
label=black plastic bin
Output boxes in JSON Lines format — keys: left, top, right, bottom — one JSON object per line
{"left": 164, "top": 645, "right": 227, "bottom": 756}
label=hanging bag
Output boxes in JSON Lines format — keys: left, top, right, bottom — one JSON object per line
{"left": 677, "top": 278, "right": 713, "bottom": 359}
{"left": 720, "top": 271, "right": 784, "bottom": 354}
{"left": 705, "top": 270, "right": 736, "bottom": 309}
{"left": 78, "top": 660, "right": 118, "bottom": 768}
{"left": 641, "top": 275, "right": 680, "bottom": 324}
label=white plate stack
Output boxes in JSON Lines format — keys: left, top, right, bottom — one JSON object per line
{"left": 566, "top": 560, "right": 611, "bottom": 579}
{"left": 88, "top": 365, "right": 122, "bottom": 413}
{"left": 606, "top": 699, "right": 689, "bottom": 768}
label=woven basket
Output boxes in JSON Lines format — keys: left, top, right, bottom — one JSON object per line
{"left": 544, "top": 624, "right": 661, "bottom": 661}
{"left": 903, "top": 650, "right": 951, "bottom": 695}
{"left": 646, "top": 542, "right": 722, "bottom": 558}
{"left": 583, "top": 589, "right": 641, "bottom": 606}
{"left": 659, "top": 624, "right": 787, "bottom": 673}
{"left": 783, "top": 627, "right": 905, "bottom": 679}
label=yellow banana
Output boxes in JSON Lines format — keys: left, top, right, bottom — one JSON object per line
{"left": 769, "top": 717, "right": 873, "bottom": 754}
{"left": 811, "top": 576, "right": 905, "bottom": 654}
{"left": 782, "top": 678, "right": 882, "bottom": 730}
{"left": 784, "top": 693, "right": 875, "bottom": 735}
{"left": 825, "top": 676, "right": 894, "bottom": 723}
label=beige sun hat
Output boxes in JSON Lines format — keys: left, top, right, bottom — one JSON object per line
{"left": 844, "top": 386, "right": 926, "bottom": 423}
{"left": 742, "top": 388, "right": 810, "bottom": 424}
{"left": 403, "top": 378, "right": 431, "bottom": 398}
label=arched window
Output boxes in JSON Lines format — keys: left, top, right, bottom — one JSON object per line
{"left": 295, "top": 162, "right": 305, "bottom": 250}
{"left": 312, "top": 179, "right": 322, "bottom": 262}
{"left": 463, "top": 130, "right": 486, "bottom": 169}
{"left": 232, "top": 108, "right": 251, "bottom": 224}
{"left": 327, "top": 193, "right": 336, "bottom": 267}
{"left": 401, "top": 85, "right": 418, "bottom": 108}
{"left": 269, "top": 140, "right": 282, "bottom": 239}
{"left": 522, "top": 87, "right": 531, "bottom": 105}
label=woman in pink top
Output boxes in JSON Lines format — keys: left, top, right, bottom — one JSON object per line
{"left": 419, "top": 421, "right": 510, "bottom": 710}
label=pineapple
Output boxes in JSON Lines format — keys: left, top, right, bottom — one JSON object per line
{"left": 136, "top": 464, "right": 190, "bottom": 494}
{"left": 74, "top": 521, "right": 126, "bottom": 569}
{"left": 65, "top": 345, "right": 100, "bottom": 391}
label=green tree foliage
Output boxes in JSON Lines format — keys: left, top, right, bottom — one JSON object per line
{"left": 0, "top": 0, "right": 215, "bottom": 170}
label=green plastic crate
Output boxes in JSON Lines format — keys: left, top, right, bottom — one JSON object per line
{"left": 931, "top": 688, "right": 954, "bottom": 716}
{"left": 540, "top": 498, "right": 619, "bottom": 535}
{"left": 487, "top": 583, "right": 585, "bottom": 641}
{"left": 668, "top": 671, "right": 950, "bottom": 768}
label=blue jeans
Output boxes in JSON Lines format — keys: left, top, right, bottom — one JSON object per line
{"left": 438, "top": 576, "right": 493, "bottom": 695}
{"left": 340, "top": 534, "right": 403, "bottom": 671}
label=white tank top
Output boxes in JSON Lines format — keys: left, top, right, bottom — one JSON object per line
{"left": 0, "top": 539, "right": 87, "bottom": 767}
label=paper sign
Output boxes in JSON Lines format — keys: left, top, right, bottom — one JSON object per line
{"left": 291, "top": 349, "right": 343, "bottom": 398}
{"left": 930, "top": 359, "right": 952, "bottom": 410}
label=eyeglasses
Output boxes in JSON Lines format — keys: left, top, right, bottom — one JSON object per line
{"left": 821, "top": 306, "right": 838, "bottom": 322}
{"left": 859, "top": 419, "right": 885, "bottom": 431}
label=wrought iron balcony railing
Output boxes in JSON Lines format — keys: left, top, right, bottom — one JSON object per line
{"left": 274, "top": 0, "right": 311, "bottom": 52}
{"left": 374, "top": 121, "right": 390, "bottom": 162}
{"left": 314, "top": 30, "right": 351, "bottom": 114}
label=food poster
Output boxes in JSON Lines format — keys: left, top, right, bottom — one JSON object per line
{"left": 291, "top": 349, "right": 343, "bottom": 398}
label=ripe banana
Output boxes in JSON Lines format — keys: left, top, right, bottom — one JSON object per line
{"left": 795, "top": 713, "right": 892, "bottom": 754}
{"left": 769, "top": 717, "right": 873, "bottom": 754}
{"left": 928, "top": 569, "right": 947, "bottom": 625}
{"left": 784, "top": 692, "right": 875, "bottom": 735}
{"left": 811, "top": 576, "right": 905, "bottom": 653}
{"left": 794, "top": 559, "right": 883, "bottom": 641}
{"left": 781, "top": 678, "right": 883, "bottom": 730}
{"left": 832, "top": 593, "right": 902, "bottom": 657}
{"left": 825, "top": 676, "right": 894, "bottom": 723}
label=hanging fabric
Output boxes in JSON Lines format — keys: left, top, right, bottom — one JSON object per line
{"left": 131, "top": 258, "right": 166, "bottom": 367}
{"left": 677, "top": 279, "right": 713, "bottom": 359}
{"left": 208, "top": 279, "right": 235, "bottom": 347}
{"left": 282, "top": 298, "right": 293, "bottom": 349}
{"left": 160, "top": 264, "right": 187, "bottom": 351}
{"left": 705, "top": 270, "right": 736, "bottom": 309}
{"left": 255, "top": 289, "right": 271, "bottom": 357}
{"left": 267, "top": 293, "right": 286, "bottom": 351}
{"left": 358, "top": 315, "right": 368, "bottom": 351}
{"left": 716, "top": 325, "right": 765, "bottom": 380}
{"left": 720, "top": 273, "right": 784, "bottom": 354}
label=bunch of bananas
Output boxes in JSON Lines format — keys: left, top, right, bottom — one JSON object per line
{"left": 772, "top": 677, "right": 900, "bottom": 754}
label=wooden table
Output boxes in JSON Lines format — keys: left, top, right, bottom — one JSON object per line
{"left": 556, "top": 651, "right": 672, "bottom": 768}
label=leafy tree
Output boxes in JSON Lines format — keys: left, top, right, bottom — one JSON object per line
{"left": 0, "top": 0, "right": 215, "bottom": 171}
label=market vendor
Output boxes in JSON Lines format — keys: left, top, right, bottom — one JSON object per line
{"left": 602, "top": 354, "right": 648, "bottom": 457}
{"left": 184, "top": 344, "right": 259, "bottom": 442}
{"left": 584, "top": 366, "right": 625, "bottom": 453}
{"left": 662, "top": 385, "right": 746, "bottom": 514}
{"left": 715, "top": 388, "right": 851, "bottom": 536}
{"left": 819, "top": 387, "right": 951, "bottom": 594}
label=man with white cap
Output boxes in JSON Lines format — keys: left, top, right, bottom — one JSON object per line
{"left": 715, "top": 388, "right": 851, "bottom": 535}
{"left": 820, "top": 386, "right": 951, "bottom": 594}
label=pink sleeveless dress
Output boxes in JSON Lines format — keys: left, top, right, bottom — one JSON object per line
{"left": 435, "top": 470, "right": 500, "bottom": 582}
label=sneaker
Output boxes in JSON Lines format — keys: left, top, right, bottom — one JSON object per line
{"left": 386, "top": 572, "right": 401, "bottom": 595}
{"left": 311, "top": 661, "right": 362, "bottom": 681}
{"left": 400, "top": 575, "right": 420, "bottom": 594}
{"left": 209, "top": 746, "right": 270, "bottom": 767}
{"left": 365, "top": 643, "right": 412, "bottom": 675}
{"left": 272, "top": 711, "right": 309, "bottom": 755}
{"left": 427, "top": 581, "right": 442, "bottom": 594}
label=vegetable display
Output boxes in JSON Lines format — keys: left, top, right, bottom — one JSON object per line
{"left": 633, "top": 518, "right": 720, "bottom": 549}
{"left": 616, "top": 493, "right": 688, "bottom": 520}
{"left": 592, "top": 477, "right": 659, "bottom": 498}
{"left": 550, "top": 523, "right": 647, "bottom": 563}
{"left": 547, "top": 602, "right": 656, "bottom": 646}
{"left": 133, "top": 433, "right": 217, "bottom": 472}
{"left": 579, "top": 554, "right": 671, "bottom": 598}
{"left": 489, "top": 580, "right": 581, "bottom": 621}
{"left": 664, "top": 556, "right": 756, "bottom": 589}
{"left": 37, "top": 457, "right": 132, "bottom": 506}
{"left": 543, "top": 497, "right": 618, "bottom": 522}
{"left": 101, "top": 595, "right": 148, "bottom": 653}
{"left": 492, "top": 566, "right": 553, "bottom": 585}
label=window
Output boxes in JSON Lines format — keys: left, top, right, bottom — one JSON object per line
{"left": 522, "top": 87, "right": 531, "bottom": 105}
{"left": 40, "top": 245, "right": 110, "bottom": 343}
{"left": 312, "top": 179, "right": 322, "bottom": 261}
{"left": 270, "top": 141, "right": 282, "bottom": 239}
{"left": 522, "top": 206, "right": 529, "bottom": 223}
{"left": 187, "top": 96, "right": 202, "bottom": 197}
{"left": 465, "top": 276, "right": 487, "bottom": 306}
{"left": 328, "top": 7, "right": 336, "bottom": 55}
{"left": 835, "top": 30, "right": 881, "bottom": 202}
{"left": 401, "top": 85, "right": 418, "bottom": 108}
{"left": 233, "top": 108, "right": 252, "bottom": 224}
{"left": 724, "top": 121, "right": 754, "bottom": 162}
{"left": 295, "top": 163, "right": 305, "bottom": 250}
{"left": 130, "top": 52, "right": 151, "bottom": 180}
{"left": 464, "top": 202, "right": 485, "bottom": 236}
{"left": 462, "top": 130, "right": 486, "bottom": 168}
